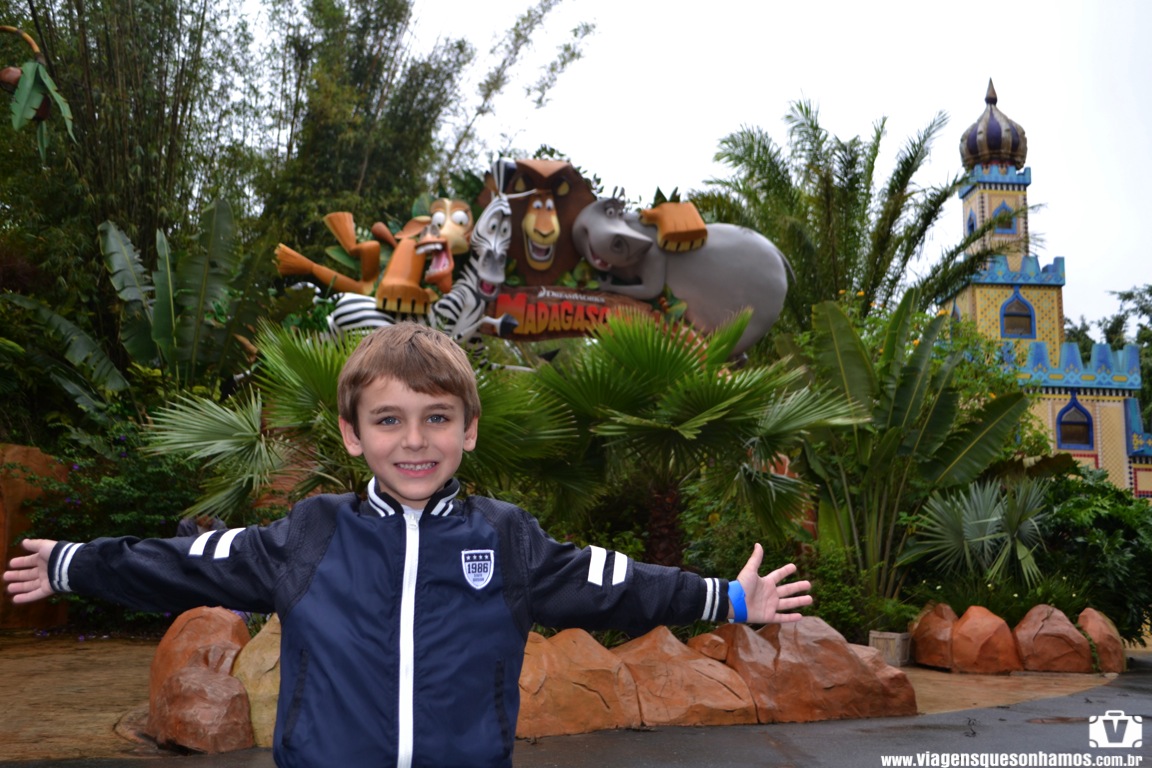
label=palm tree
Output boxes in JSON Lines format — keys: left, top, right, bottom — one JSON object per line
{"left": 901, "top": 478, "right": 1049, "bottom": 589}
{"left": 791, "top": 290, "right": 1032, "bottom": 601}
{"left": 533, "top": 309, "right": 860, "bottom": 567}
{"left": 693, "top": 101, "right": 1023, "bottom": 332}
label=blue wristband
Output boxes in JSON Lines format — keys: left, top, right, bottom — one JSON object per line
{"left": 728, "top": 580, "right": 747, "bottom": 623}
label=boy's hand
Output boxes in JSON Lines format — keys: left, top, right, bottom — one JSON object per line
{"left": 731, "top": 543, "right": 812, "bottom": 624}
{"left": 3, "top": 539, "right": 58, "bottom": 604}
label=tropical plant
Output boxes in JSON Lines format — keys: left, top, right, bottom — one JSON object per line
{"left": 693, "top": 100, "right": 1029, "bottom": 333}
{"left": 532, "top": 309, "right": 861, "bottom": 567}
{"left": 901, "top": 478, "right": 1050, "bottom": 589}
{"left": 100, "top": 199, "right": 265, "bottom": 393}
{"left": 790, "top": 290, "right": 1033, "bottom": 601}
{"left": 144, "top": 322, "right": 577, "bottom": 521}
{"left": 0, "top": 25, "right": 75, "bottom": 160}
{"left": 0, "top": 199, "right": 265, "bottom": 431}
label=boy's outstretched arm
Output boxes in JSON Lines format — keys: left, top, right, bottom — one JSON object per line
{"left": 3, "top": 539, "right": 57, "bottom": 604}
{"left": 731, "top": 543, "right": 812, "bottom": 624}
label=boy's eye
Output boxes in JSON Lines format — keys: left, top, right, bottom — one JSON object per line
{"left": 379, "top": 416, "right": 399, "bottom": 426}
{"left": 427, "top": 414, "right": 448, "bottom": 424}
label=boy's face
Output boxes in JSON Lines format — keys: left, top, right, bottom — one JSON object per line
{"left": 339, "top": 376, "right": 477, "bottom": 510}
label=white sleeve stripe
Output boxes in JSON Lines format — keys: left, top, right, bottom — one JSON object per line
{"left": 214, "top": 528, "right": 244, "bottom": 559}
{"left": 611, "top": 553, "right": 629, "bottom": 585}
{"left": 53, "top": 542, "right": 82, "bottom": 593}
{"left": 188, "top": 531, "right": 215, "bottom": 558}
{"left": 702, "top": 578, "right": 719, "bottom": 621}
{"left": 587, "top": 545, "right": 607, "bottom": 586}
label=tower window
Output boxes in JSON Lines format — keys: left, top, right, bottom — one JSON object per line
{"left": 993, "top": 201, "right": 1017, "bottom": 234}
{"left": 1000, "top": 289, "right": 1035, "bottom": 338}
{"left": 967, "top": 211, "right": 977, "bottom": 236}
{"left": 1056, "top": 397, "right": 1093, "bottom": 449}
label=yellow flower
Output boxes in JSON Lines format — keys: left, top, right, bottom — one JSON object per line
{"left": 838, "top": 289, "right": 847, "bottom": 295}
{"left": 856, "top": 290, "right": 865, "bottom": 297}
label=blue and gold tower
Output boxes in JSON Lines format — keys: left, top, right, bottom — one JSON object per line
{"left": 949, "top": 81, "right": 1152, "bottom": 495}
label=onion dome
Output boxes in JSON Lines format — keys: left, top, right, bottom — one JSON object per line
{"left": 960, "top": 80, "right": 1027, "bottom": 170}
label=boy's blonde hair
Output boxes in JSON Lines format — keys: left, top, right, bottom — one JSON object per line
{"left": 338, "top": 324, "right": 481, "bottom": 433}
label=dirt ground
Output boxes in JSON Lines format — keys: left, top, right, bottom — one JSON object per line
{"left": 0, "top": 632, "right": 166, "bottom": 762}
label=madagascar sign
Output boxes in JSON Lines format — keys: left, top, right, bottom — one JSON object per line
{"left": 489, "top": 287, "right": 651, "bottom": 341}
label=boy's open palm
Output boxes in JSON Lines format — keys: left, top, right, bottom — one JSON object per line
{"left": 736, "top": 543, "right": 813, "bottom": 624}
{"left": 3, "top": 539, "right": 57, "bottom": 604}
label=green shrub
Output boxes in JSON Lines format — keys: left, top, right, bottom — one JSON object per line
{"left": 1038, "top": 468, "right": 1152, "bottom": 644}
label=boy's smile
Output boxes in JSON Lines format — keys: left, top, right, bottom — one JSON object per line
{"left": 339, "top": 376, "right": 477, "bottom": 510}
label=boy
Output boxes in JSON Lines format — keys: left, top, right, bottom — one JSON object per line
{"left": 4, "top": 323, "right": 812, "bottom": 768}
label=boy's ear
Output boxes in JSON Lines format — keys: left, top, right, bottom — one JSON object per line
{"left": 339, "top": 417, "right": 364, "bottom": 457}
{"left": 463, "top": 416, "right": 479, "bottom": 453}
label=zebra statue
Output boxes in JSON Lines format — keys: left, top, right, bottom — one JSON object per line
{"left": 327, "top": 190, "right": 519, "bottom": 367}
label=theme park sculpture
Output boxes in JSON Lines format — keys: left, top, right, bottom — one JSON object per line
{"left": 275, "top": 158, "right": 791, "bottom": 362}
{"left": 323, "top": 190, "right": 519, "bottom": 347}
{"left": 572, "top": 196, "right": 791, "bottom": 356}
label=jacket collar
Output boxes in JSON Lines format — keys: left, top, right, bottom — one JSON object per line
{"left": 366, "top": 477, "right": 461, "bottom": 518}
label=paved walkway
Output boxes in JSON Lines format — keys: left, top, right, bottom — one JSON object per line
{"left": 2, "top": 650, "right": 1148, "bottom": 768}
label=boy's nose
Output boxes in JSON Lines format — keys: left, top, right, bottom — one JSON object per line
{"left": 402, "top": 423, "right": 427, "bottom": 448}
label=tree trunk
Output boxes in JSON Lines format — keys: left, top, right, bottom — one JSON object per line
{"left": 644, "top": 487, "right": 685, "bottom": 568}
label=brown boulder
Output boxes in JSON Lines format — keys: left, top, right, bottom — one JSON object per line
{"left": 612, "top": 626, "right": 755, "bottom": 727}
{"left": 150, "top": 666, "right": 254, "bottom": 753}
{"left": 1014, "top": 604, "right": 1093, "bottom": 673}
{"left": 686, "top": 631, "right": 729, "bottom": 661}
{"left": 715, "top": 618, "right": 914, "bottom": 723}
{"left": 1077, "top": 608, "right": 1126, "bottom": 673}
{"left": 849, "top": 644, "right": 918, "bottom": 716}
{"left": 517, "top": 629, "right": 641, "bottom": 738}
{"left": 231, "top": 614, "right": 282, "bottom": 747}
{"left": 911, "top": 603, "right": 958, "bottom": 670}
{"left": 149, "top": 607, "right": 249, "bottom": 704}
{"left": 952, "top": 606, "right": 1022, "bottom": 674}
{"left": 147, "top": 607, "right": 250, "bottom": 743}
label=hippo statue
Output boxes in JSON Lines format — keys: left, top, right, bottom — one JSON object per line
{"left": 571, "top": 197, "right": 790, "bottom": 355}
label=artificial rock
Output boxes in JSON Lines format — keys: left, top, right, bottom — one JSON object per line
{"left": 714, "top": 619, "right": 915, "bottom": 723}
{"left": 231, "top": 614, "right": 282, "bottom": 747}
{"left": 149, "top": 666, "right": 254, "bottom": 753}
{"left": 911, "top": 602, "right": 958, "bottom": 670}
{"left": 686, "top": 630, "right": 729, "bottom": 661}
{"left": 147, "top": 607, "right": 251, "bottom": 750}
{"left": 1013, "top": 604, "right": 1093, "bottom": 673}
{"left": 1077, "top": 607, "right": 1126, "bottom": 673}
{"left": 612, "top": 626, "right": 756, "bottom": 727}
{"left": 849, "top": 643, "right": 919, "bottom": 716}
{"left": 951, "top": 606, "right": 1023, "bottom": 674}
{"left": 517, "top": 629, "right": 641, "bottom": 738}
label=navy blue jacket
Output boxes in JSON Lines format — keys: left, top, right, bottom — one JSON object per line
{"left": 49, "top": 478, "right": 729, "bottom": 768}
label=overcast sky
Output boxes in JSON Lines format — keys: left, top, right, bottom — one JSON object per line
{"left": 414, "top": 0, "right": 1150, "bottom": 339}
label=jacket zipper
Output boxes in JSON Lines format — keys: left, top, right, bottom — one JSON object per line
{"left": 397, "top": 510, "right": 420, "bottom": 768}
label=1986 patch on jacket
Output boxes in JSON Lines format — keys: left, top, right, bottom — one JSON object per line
{"left": 461, "top": 549, "right": 494, "bottom": 590}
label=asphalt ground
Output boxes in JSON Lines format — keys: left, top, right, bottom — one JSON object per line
{"left": 2, "top": 652, "right": 1148, "bottom": 768}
